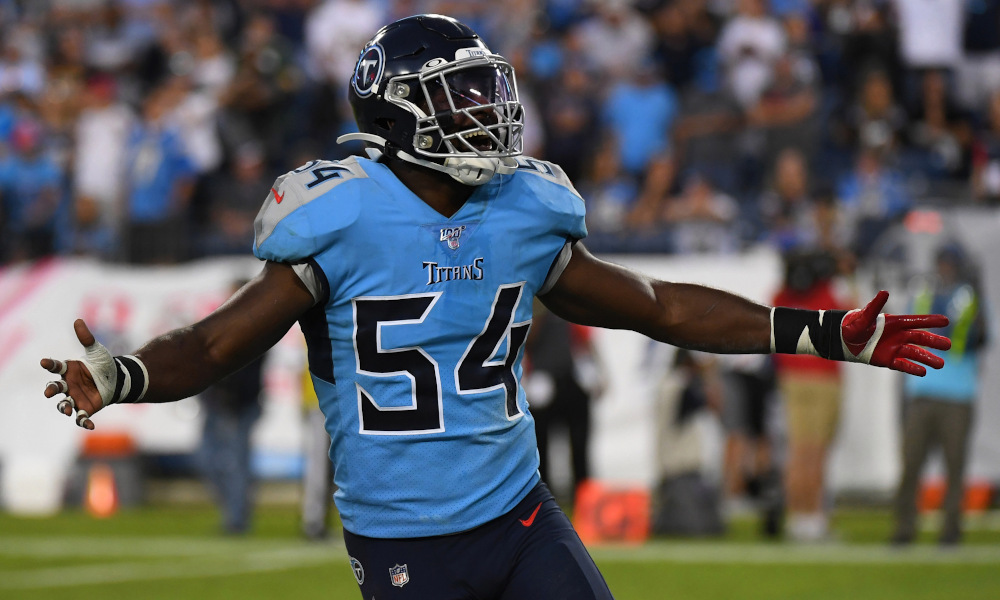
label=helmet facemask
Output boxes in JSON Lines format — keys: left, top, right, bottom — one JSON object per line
{"left": 348, "top": 51, "right": 524, "bottom": 185}
{"left": 405, "top": 59, "right": 523, "bottom": 160}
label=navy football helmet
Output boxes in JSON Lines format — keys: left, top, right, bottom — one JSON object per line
{"left": 338, "top": 14, "right": 524, "bottom": 185}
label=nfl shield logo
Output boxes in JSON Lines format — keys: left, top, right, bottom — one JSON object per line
{"left": 439, "top": 225, "right": 466, "bottom": 250}
{"left": 389, "top": 563, "right": 409, "bottom": 588}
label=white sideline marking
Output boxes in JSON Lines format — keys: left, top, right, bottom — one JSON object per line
{"left": 0, "top": 538, "right": 347, "bottom": 590}
{"left": 591, "top": 541, "right": 1000, "bottom": 565}
{"left": 0, "top": 536, "right": 336, "bottom": 558}
{"left": 3, "top": 536, "right": 1000, "bottom": 589}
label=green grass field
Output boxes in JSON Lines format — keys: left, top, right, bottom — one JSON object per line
{"left": 2, "top": 505, "right": 999, "bottom": 599}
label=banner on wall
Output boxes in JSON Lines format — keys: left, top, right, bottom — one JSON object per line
{"left": 0, "top": 256, "right": 305, "bottom": 514}
{"left": 3, "top": 245, "right": 997, "bottom": 515}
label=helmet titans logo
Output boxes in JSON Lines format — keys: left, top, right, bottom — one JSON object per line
{"left": 353, "top": 44, "right": 385, "bottom": 97}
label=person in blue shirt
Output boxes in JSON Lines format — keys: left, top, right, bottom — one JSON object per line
{"left": 121, "top": 79, "right": 197, "bottom": 264}
{"left": 891, "top": 243, "right": 989, "bottom": 547}
{"left": 40, "top": 14, "right": 951, "bottom": 600}
{"left": 601, "top": 59, "right": 678, "bottom": 178}
{"left": 0, "top": 120, "right": 63, "bottom": 263}
{"left": 836, "top": 146, "right": 912, "bottom": 258}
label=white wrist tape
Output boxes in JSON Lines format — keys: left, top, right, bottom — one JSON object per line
{"left": 82, "top": 339, "right": 148, "bottom": 406}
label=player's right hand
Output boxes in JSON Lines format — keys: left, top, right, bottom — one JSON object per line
{"left": 840, "top": 290, "right": 952, "bottom": 376}
{"left": 40, "top": 319, "right": 106, "bottom": 430}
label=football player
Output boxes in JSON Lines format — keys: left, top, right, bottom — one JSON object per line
{"left": 41, "top": 14, "right": 951, "bottom": 599}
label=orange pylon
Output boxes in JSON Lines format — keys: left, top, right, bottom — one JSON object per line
{"left": 85, "top": 463, "right": 119, "bottom": 518}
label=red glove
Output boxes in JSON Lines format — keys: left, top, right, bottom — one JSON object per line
{"left": 841, "top": 290, "right": 952, "bottom": 376}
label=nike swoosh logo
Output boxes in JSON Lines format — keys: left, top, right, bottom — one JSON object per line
{"left": 271, "top": 187, "right": 285, "bottom": 203}
{"left": 519, "top": 502, "right": 542, "bottom": 527}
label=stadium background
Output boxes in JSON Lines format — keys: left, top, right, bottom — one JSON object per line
{"left": 1, "top": 0, "right": 1000, "bottom": 598}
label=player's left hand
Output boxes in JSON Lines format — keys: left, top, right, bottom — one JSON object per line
{"left": 40, "top": 319, "right": 109, "bottom": 430}
{"left": 840, "top": 290, "right": 952, "bottom": 376}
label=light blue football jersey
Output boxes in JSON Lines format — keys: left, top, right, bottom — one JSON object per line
{"left": 254, "top": 155, "right": 586, "bottom": 538}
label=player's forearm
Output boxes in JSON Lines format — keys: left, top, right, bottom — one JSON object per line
{"left": 128, "top": 262, "right": 313, "bottom": 404}
{"left": 543, "top": 255, "right": 772, "bottom": 353}
{"left": 644, "top": 281, "right": 773, "bottom": 354}
{"left": 132, "top": 322, "right": 253, "bottom": 403}
{"left": 543, "top": 245, "right": 772, "bottom": 353}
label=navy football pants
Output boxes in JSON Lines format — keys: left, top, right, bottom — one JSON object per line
{"left": 342, "top": 481, "right": 614, "bottom": 599}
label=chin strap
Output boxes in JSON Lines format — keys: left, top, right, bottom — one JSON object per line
{"left": 336, "top": 133, "right": 516, "bottom": 186}
{"left": 336, "top": 132, "right": 386, "bottom": 161}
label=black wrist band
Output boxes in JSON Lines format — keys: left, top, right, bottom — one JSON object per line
{"left": 112, "top": 355, "right": 149, "bottom": 404}
{"left": 771, "top": 307, "right": 848, "bottom": 361}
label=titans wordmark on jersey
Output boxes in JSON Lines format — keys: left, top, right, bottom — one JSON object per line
{"left": 254, "top": 155, "right": 586, "bottom": 538}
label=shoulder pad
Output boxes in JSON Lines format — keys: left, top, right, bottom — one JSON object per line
{"left": 513, "top": 156, "right": 583, "bottom": 200}
{"left": 255, "top": 157, "right": 367, "bottom": 249}
{"left": 509, "top": 156, "right": 587, "bottom": 242}
{"left": 254, "top": 157, "right": 368, "bottom": 261}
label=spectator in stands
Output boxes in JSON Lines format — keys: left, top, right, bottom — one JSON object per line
{"left": 892, "top": 243, "right": 989, "bottom": 546}
{"left": 746, "top": 49, "right": 819, "bottom": 167}
{"left": 71, "top": 74, "right": 134, "bottom": 258}
{"left": 165, "top": 70, "right": 225, "bottom": 179}
{"left": 893, "top": 0, "right": 964, "bottom": 86}
{"left": 759, "top": 147, "right": 818, "bottom": 250}
{"left": 672, "top": 44, "right": 742, "bottom": 196}
{"left": 573, "top": 0, "right": 654, "bottom": 80}
{"left": 116, "top": 0, "right": 172, "bottom": 54}
{"left": 663, "top": 171, "right": 740, "bottom": 254}
{"left": 0, "top": 119, "right": 64, "bottom": 262}
{"left": 772, "top": 249, "right": 849, "bottom": 543}
{"left": 189, "top": 26, "right": 236, "bottom": 100}
{"left": 955, "top": 0, "right": 1000, "bottom": 111}
{"left": 36, "top": 26, "right": 87, "bottom": 166}
{"left": 601, "top": 58, "right": 679, "bottom": 180}
{"left": 303, "top": 0, "right": 386, "bottom": 155}
{"left": 580, "top": 136, "right": 640, "bottom": 234}
{"left": 0, "top": 27, "right": 45, "bottom": 97}
{"left": 504, "top": 49, "right": 546, "bottom": 159}
{"left": 82, "top": 2, "right": 138, "bottom": 73}
{"left": 837, "top": 146, "right": 912, "bottom": 258}
{"left": 121, "top": 80, "right": 197, "bottom": 264}
{"left": 829, "top": 0, "right": 903, "bottom": 101}
{"left": 580, "top": 137, "right": 675, "bottom": 254}
{"left": 47, "top": 24, "right": 90, "bottom": 87}
{"left": 217, "top": 11, "right": 302, "bottom": 166}
{"left": 0, "top": 0, "right": 994, "bottom": 273}
{"left": 904, "top": 68, "right": 972, "bottom": 181}
{"left": 538, "top": 61, "right": 600, "bottom": 184}
{"left": 716, "top": 0, "right": 786, "bottom": 109}
{"left": 843, "top": 68, "right": 908, "bottom": 155}
{"left": 762, "top": 150, "right": 855, "bottom": 280}
{"left": 650, "top": 1, "right": 702, "bottom": 90}
{"left": 201, "top": 141, "right": 269, "bottom": 256}
{"left": 970, "top": 90, "right": 1000, "bottom": 205}
{"left": 811, "top": 192, "right": 853, "bottom": 262}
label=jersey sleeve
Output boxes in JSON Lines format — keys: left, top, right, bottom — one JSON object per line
{"left": 513, "top": 157, "right": 587, "bottom": 242}
{"left": 253, "top": 158, "right": 367, "bottom": 263}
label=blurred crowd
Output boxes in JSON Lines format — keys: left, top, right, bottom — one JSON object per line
{"left": 1, "top": 0, "right": 999, "bottom": 267}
